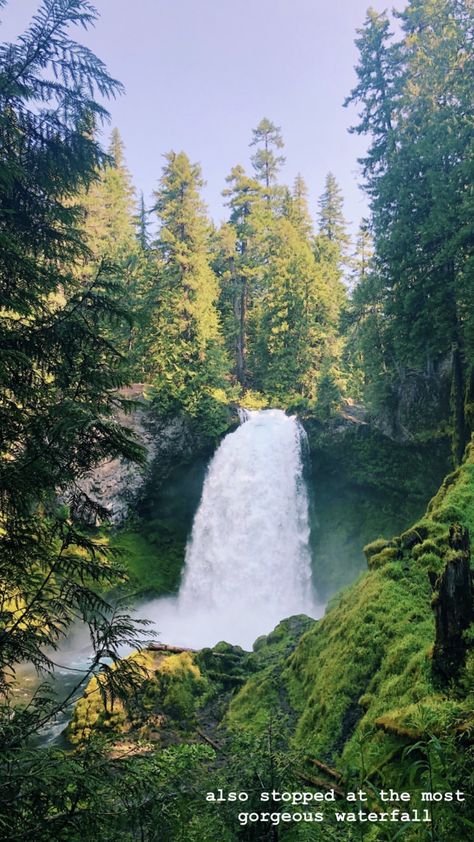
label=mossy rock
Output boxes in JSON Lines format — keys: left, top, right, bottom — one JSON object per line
{"left": 252, "top": 635, "right": 267, "bottom": 652}
{"left": 262, "top": 615, "right": 314, "bottom": 648}
{"left": 152, "top": 651, "right": 207, "bottom": 722}
{"left": 251, "top": 615, "right": 316, "bottom": 666}
{"left": 213, "top": 641, "right": 246, "bottom": 657}
{"left": 197, "top": 642, "right": 252, "bottom": 689}
{"left": 68, "top": 650, "right": 210, "bottom": 745}
{"left": 400, "top": 524, "right": 429, "bottom": 549}
{"left": 412, "top": 539, "right": 442, "bottom": 560}
{"left": 367, "top": 546, "right": 400, "bottom": 569}
{"left": 363, "top": 537, "right": 395, "bottom": 563}
{"left": 427, "top": 469, "right": 461, "bottom": 513}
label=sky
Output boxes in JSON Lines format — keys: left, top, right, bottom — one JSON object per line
{"left": 1, "top": 0, "right": 403, "bottom": 238}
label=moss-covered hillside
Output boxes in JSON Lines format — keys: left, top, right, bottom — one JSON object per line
{"left": 225, "top": 442, "right": 474, "bottom": 838}
{"left": 69, "top": 442, "right": 474, "bottom": 840}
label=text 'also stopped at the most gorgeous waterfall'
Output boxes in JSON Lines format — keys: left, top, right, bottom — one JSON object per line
{"left": 145, "top": 409, "right": 321, "bottom": 649}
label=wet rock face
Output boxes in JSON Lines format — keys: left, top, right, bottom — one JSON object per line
{"left": 432, "top": 524, "right": 473, "bottom": 683}
{"left": 67, "top": 389, "right": 206, "bottom": 524}
{"left": 74, "top": 404, "right": 156, "bottom": 523}
{"left": 373, "top": 357, "right": 452, "bottom": 442}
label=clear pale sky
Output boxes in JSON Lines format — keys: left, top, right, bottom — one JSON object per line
{"left": 1, "top": 0, "right": 403, "bottom": 237}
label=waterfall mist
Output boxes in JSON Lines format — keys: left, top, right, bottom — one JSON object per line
{"left": 143, "top": 409, "right": 322, "bottom": 649}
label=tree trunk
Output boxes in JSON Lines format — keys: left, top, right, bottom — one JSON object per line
{"left": 432, "top": 524, "right": 473, "bottom": 683}
{"left": 237, "top": 278, "right": 247, "bottom": 387}
{"left": 230, "top": 252, "right": 247, "bottom": 388}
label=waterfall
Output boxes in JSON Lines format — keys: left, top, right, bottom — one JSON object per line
{"left": 145, "top": 409, "right": 320, "bottom": 649}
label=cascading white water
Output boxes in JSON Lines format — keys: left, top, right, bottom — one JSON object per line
{"left": 144, "top": 409, "right": 321, "bottom": 649}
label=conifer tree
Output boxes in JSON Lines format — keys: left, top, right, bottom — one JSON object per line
{"left": 250, "top": 117, "right": 286, "bottom": 203}
{"left": 147, "top": 151, "right": 228, "bottom": 430}
{"left": 137, "top": 191, "right": 150, "bottom": 251}
{"left": 218, "top": 165, "right": 268, "bottom": 386}
{"left": 0, "top": 0, "right": 149, "bottom": 820}
{"left": 351, "top": 218, "right": 373, "bottom": 287}
{"left": 250, "top": 217, "right": 332, "bottom": 401}
{"left": 217, "top": 122, "right": 288, "bottom": 390}
{"left": 285, "top": 174, "right": 313, "bottom": 240}
{"left": 79, "top": 128, "right": 144, "bottom": 364}
{"left": 313, "top": 173, "right": 348, "bottom": 327}
{"left": 82, "top": 127, "right": 138, "bottom": 260}
{"left": 346, "top": 0, "right": 473, "bottom": 454}
{"left": 344, "top": 7, "right": 398, "bottom": 182}
{"left": 317, "top": 172, "right": 350, "bottom": 251}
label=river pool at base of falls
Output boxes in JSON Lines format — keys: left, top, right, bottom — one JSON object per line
{"left": 141, "top": 408, "right": 323, "bottom": 651}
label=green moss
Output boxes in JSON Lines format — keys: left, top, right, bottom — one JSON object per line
{"left": 225, "top": 616, "right": 315, "bottom": 732}
{"left": 252, "top": 615, "right": 315, "bottom": 660}
{"left": 366, "top": 545, "right": 400, "bottom": 569}
{"left": 427, "top": 468, "right": 461, "bottom": 513}
{"left": 110, "top": 527, "right": 184, "bottom": 598}
{"left": 412, "top": 538, "right": 441, "bottom": 559}
{"left": 417, "top": 551, "right": 446, "bottom": 572}
{"left": 228, "top": 442, "right": 474, "bottom": 784}
{"left": 363, "top": 537, "right": 394, "bottom": 560}
{"left": 226, "top": 671, "right": 282, "bottom": 731}
{"left": 151, "top": 652, "right": 207, "bottom": 721}
{"left": 196, "top": 642, "right": 252, "bottom": 691}
{"left": 279, "top": 566, "right": 435, "bottom": 765}
{"left": 400, "top": 524, "right": 429, "bottom": 549}
{"left": 68, "top": 650, "right": 210, "bottom": 746}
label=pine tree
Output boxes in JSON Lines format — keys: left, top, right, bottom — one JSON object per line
{"left": 351, "top": 218, "right": 373, "bottom": 287}
{"left": 317, "top": 172, "right": 350, "bottom": 250}
{"left": 344, "top": 7, "right": 399, "bottom": 183}
{"left": 250, "top": 117, "right": 286, "bottom": 204}
{"left": 285, "top": 173, "right": 313, "bottom": 239}
{"left": 78, "top": 128, "right": 145, "bottom": 365}
{"left": 346, "top": 0, "right": 473, "bottom": 454}
{"left": 137, "top": 190, "right": 150, "bottom": 251}
{"left": 313, "top": 173, "right": 348, "bottom": 325}
{"left": 218, "top": 165, "right": 268, "bottom": 386}
{"left": 82, "top": 127, "right": 138, "bottom": 260}
{"left": 0, "top": 2, "right": 149, "bottom": 829}
{"left": 147, "top": 151, "right": 228, "bottom": 431}
{"left": 250, "top": 217, "right": 332, "bottom": 401}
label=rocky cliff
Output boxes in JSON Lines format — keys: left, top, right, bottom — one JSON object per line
{"left": 67, "top": 385, "right": 217, "bottom": 524}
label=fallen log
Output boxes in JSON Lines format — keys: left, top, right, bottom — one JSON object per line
{"left": 295, "top": 771, "right": 345, "bottom": 798}
{"left": 196, "top": 728, "right": 224, "bottom": 753}
{"left": 306, "top": 757, "right": 343, "bottom": 782}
